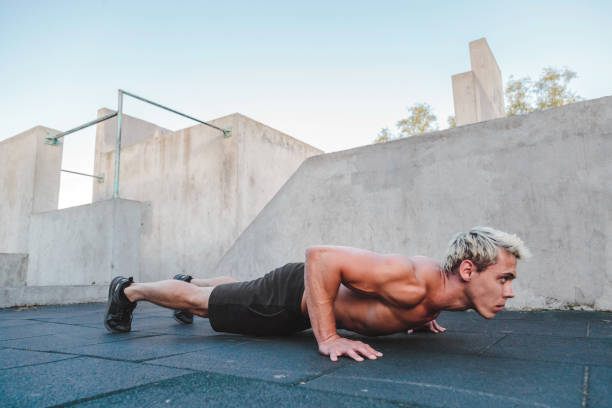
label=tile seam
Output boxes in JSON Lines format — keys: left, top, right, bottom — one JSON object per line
{"left": 581, "top": 365, "right": 590, "bottom": 408}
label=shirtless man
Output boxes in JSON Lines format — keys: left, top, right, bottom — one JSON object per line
{"left": 104, "top": 226, "right": 529, "bottom": 362}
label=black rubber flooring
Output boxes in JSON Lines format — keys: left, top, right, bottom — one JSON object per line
{"left": 1, "top": 302, "right": 610, "bottom": 407}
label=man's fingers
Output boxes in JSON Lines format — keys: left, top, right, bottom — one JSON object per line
{"left": 320, "top": 338, "right": 382, "bottom": 362}
{"left": 347, "top": 350, "right": 364, "bottom": 362}
{"left": 357, "top": 346, "right": 376, "bottom": 360}
{"left": 433, "top": 321, "right": 446, "bottom": 332}
{"left": 364, "top": 344, "right": 383, "bottom": 358}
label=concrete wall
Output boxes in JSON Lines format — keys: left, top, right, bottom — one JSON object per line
{"left": 94, "top": 107, "right": 172, "bottom": 154}
{"left": 214, "top": 96, "right": 612, "bottom": 311}
{"left": 0, "top": 126, "right": 63, "bottom": 253}
{"left": 1, "top": 285, "right": 108, "bottom": 308}
{"left": 0, "top": 254, "right": 28, "bottom": 286}
{"left": 93, "top": 108, "right": 171, "bottom": 191}
{"left": 93, "top": 113, "right": 322, "bottom": 281}
{"left": 452, "top": 38, "right": 505, "bottom": 126}
{"left": 27, "top": 199, "right": 142, "bottom": 286}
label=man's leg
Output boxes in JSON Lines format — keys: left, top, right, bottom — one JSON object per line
{"left": 190, "top": 276, "right": 239, "bottom": 287}
{"left": 125, "top": 280, "right": 213, "bottom": 317}
{"left": 170, "top": 276, "right": 240, "bottom": 324}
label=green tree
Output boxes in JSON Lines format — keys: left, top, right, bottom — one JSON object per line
{"left": 374, "top": 127, "right": 393, "bottom": 143}
{"left": 447, "top": 115, "right": 456, "bottom": 128}
{"left": 505, "top": 76, "right": 533, "bottom": 116}
{"left": 534, "top": 67, "right": 581, "bottom": 109}
{"left": 396, "top": 103, "right": 438, "bottom": 137}
{"left": 505, "top": 67, "right": 582, "bottom": 116}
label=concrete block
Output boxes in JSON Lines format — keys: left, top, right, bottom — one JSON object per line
{"left": 93, "top": 112, "right": 321, "bottom": 281}
{"left": 92, "top": 108, "right": 171, "bottom": 203}
{"left": 213, "top": 96, "right": 612, "bottom": 310}
{"left": 469, "top": 38, "right": 505, "bottom": 119}
{"left": 452, "top": 38, "right": 505, "bottom": 126}
{"left": 94, "top": 107, "right": 171, "bottom": 154}
{"left": 27, "top": 198, "right": 142, "bottom": 286}
{"left": 0, "top": 126, "right": 62, "bottom": 253}
{"left": 452, "top": 71, "right": 478, "bottom": 125}
{"left": 0, "top": 253, "right": 28, "bottom": 286}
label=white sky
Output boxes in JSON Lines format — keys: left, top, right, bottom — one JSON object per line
{"left": 1, "top": 1, "right": 610, "bottom": 208}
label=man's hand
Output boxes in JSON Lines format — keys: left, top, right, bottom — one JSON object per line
{"left": 407, "top": 319, "right": 446, "bottom": 334}
{"left": 318, "top": 336, "right": 383, "bottom": 362}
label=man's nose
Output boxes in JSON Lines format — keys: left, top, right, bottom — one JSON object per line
{"left": 504, "top": 283, "right": 515, "bottom": 298}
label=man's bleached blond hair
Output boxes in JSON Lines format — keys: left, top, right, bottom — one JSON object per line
{"left": 440, "top": 226, "right": 531, "bottom": 275}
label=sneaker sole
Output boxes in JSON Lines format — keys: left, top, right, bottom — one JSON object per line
{"left": 173, "top": 312, "right": 194, "bottom": 325}
{"left": 104, "top": 276, "right": 128, "bottom": 333}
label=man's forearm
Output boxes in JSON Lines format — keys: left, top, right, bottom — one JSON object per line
{"left": 304, "top": 248, "right": 341, "bottom": 345}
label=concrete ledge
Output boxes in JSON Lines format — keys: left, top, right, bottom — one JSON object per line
{"left": 0, "top": 285, "right": 107, "bottom": 308}
{"left": 0, "top": 253, "right": 28, "bottom": 286}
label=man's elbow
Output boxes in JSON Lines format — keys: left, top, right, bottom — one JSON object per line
{"left": 305, "top": 246, "right": 325, "bottom": 262}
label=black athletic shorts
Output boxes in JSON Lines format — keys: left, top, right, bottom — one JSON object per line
{"left": 208, "top": 262, "right": 311, "bottom": 336}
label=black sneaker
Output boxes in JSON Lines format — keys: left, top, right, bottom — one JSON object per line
{"left": 104, "top": 276, "right": 137, "bottom": 333}
{"left": 173, "top": 274, "right": 194, "bottom": 325}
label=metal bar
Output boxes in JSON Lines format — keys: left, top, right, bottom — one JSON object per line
{"left": 61, "top": 169, "right": 104, "bottom": 182}
{"left": 45, "top": 112, "right": 118, "bottom": 145}
{"left": 120, "top": 89, "right": 231, "bottom": 137}
{"left": 113, "top": 90, "right": 123, "bottom": 198}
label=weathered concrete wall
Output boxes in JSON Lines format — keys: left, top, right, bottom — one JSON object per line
{"left": 94, "top": 108, "right": 172, "bottom": 154}
{"left": 93, "top": 108, "right": 171, "bottom": 197}
{"left": 452, "top": 38, "right": 505, "bottom": 126}
{"left": 0, "top": 253, "right": 28, "bottom": 286}
{"left": 214, "top": 96, "right": 612, "bottom": 311}
{"left": 0, "top": 126, "right": 63, "bottom": 253}
{"left": 27, "top": 199, "right": 142, "bottom": 286}
{"left": 93, "top": 113, "right": 322, "bottom": 281}
{"left": 0, "top": 285, "right": 107, "bottom": 308}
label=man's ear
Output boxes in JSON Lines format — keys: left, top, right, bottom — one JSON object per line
{"left": 458, "top": 260, "right": 476, "bottom": 282}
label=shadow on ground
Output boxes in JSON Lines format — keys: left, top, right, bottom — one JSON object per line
{"left": 1, "top": 303, "right": 611, "bottom": 407}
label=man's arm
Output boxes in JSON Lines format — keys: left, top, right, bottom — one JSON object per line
{"left": 304, "top": 245, "right": 425, "bottom": 362}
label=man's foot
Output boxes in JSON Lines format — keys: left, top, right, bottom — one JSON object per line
{"left": 173, "top": 274, "right": 194, "bottom": 324}
{"left": 104, "top": 276, "right": 137, "bottom": 333}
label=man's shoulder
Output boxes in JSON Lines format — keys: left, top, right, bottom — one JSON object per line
{"left": 374, "top": 256, "right": 429, "bottom": 307}
{"left": 386, "top": 256, "right": 439, "bottom": 275}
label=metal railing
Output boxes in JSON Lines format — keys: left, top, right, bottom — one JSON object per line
{"left": 46, "top": 89, "right": 231, "bottom": 198}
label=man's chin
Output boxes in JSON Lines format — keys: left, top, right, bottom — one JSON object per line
{"left": 474, "top": 308, "right": 496, "bottom": 319}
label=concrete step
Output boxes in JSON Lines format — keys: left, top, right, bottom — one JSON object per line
{"left": 0, "top": 284, "right": 107, "bottom": 308}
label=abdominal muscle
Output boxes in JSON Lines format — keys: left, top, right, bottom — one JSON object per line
{"left": 301, "top": 284, "right": 437, "bottom": 336}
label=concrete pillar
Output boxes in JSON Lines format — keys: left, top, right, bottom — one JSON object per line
{"left": 93, "top": 108, "right": 171, "bottom": 202}
{"left": 0, "top": 126, "right": 63, "bottom": 253}
{"left": 452, "top": 38, "right": 505, "bottom": 126}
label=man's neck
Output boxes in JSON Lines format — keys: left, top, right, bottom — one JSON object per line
{"left": 430, "top": 270, "right": 472, "bottom": 312}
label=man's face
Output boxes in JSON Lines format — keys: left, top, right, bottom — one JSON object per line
{"left": 466, "top": 249, "right": 517, "bottom": 319}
